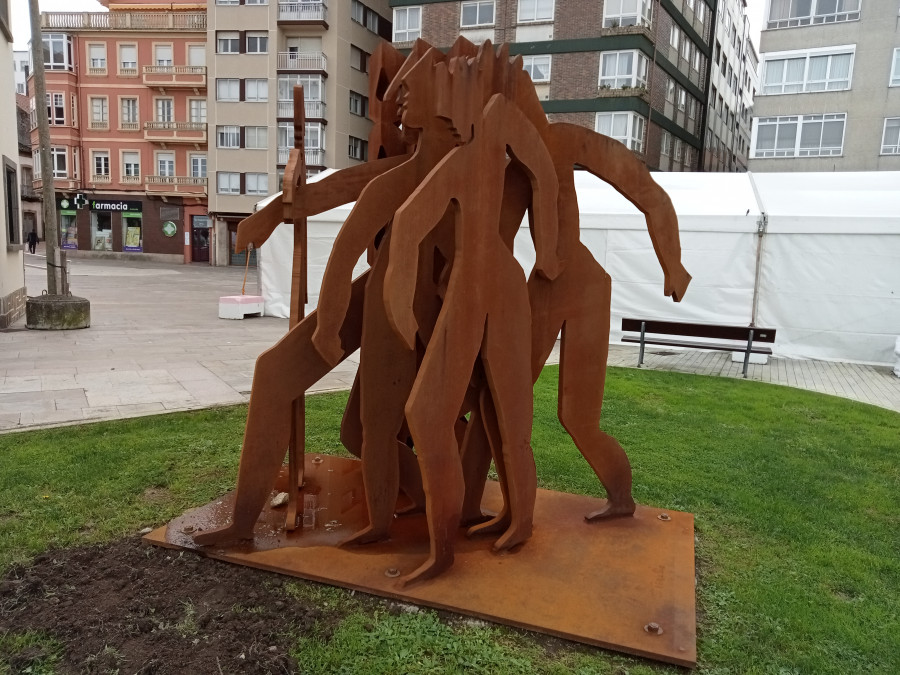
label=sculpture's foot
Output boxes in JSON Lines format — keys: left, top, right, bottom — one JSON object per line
{"left": 341, "top": 524, "right": 390, "bottom": 546}
{"left": 395, "top": 501, "right": 425, "bottom": 516}
{"left": 492, "top": 520, "right": 533, "bottom": 553}
{"left": 460, "top": 509, "right": 494, "bottom": 528}
{"left": 466, "top": 510, "right": 509, "bottom": 538}
{"left": 585, "top": 499, "right": 636, "bottom": 521}
{"left": 192, "top": 523, "right": 254, "bottom": 547}
{"left": 398, "top": 552, "right": 453, "bottom": 588}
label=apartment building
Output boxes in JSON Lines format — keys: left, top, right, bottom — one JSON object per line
{"left": 17, "top": 96, "right": 42, "bottom": 242}
{"left": 29, "top": 1, "right": 209, "bottom": 262}
{"left": 1, "top": 0, "right": 25, "bottom": 328}
{"left": 750, "top": 0, "right": 900, "bottom": 171}
{"left": 389, "top": 0, "right": 715, "bottom": 172}
{"left": 703, "top": 0, "right": 757, "bottom": 171}
{"left": 14, "top": 50, "right": 30, "bottom": 96}
{"left": 207, "top": 0, "right": 391, "bottom": 266}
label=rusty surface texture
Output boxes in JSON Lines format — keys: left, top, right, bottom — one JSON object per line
{"left": 166, "top": 38, "right": 694, "bottom": 664}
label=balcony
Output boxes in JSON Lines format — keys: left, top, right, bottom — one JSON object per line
{"left": 143, "top": 65, "right": 206, "bottom": 92}
{"left": 89, "top": 119, "right": 109, "bottom": 130}
{"left": 42, "top": 11, "right": 206, "bottom": 31}
{"left": 276, "top": 100, "right": 326, "bottom": 119}
{"left": 90, "top": 174, "right": 112, "bottom": 185}
{"left": 145, "top": 175, "right": 207, "bottom": 196}
{"left": 276, "top": 52, "right": 327, "bottom": 72}
{"left": 121, "top": 175, "right": 142, "bottom": 185}
{"left": 143, "top": 121, "right": 207, "bottom": 145}
{"left": 277, "top": 147, "right": 325, "bottom": 166}
{"left": 278, "top": 1, "right": 328, "bottom": 25}
{"left": 120, "top": 122, "right": 140, "bottom": 132}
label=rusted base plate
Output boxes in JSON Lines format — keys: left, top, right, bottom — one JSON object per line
{"left": 145, "top": 455, "right": 696, "bottom": 667}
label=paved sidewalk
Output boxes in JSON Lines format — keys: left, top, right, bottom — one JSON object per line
{"left": 1, "top": 255, "right": 898, "bottom": 433}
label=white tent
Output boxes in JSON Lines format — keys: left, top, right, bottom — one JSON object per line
{"left": 257, "top": 170, "right": 900, "bottom": 366}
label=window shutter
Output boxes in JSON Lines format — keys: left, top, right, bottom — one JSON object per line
{"left": 239, "top": 31, "right": 246, "bottom": 54}
{"left": 239, "top": 172, "right": 246, "bottom": 194}
{"left": 239, "top": 78, "right": 245, "bottom": 102}
{"left": 239, "top": 126, "right": 245, "bottom": 149}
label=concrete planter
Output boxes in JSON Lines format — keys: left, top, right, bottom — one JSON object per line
{"left": 25, "top": 295, "right": 91, "bottom": 330}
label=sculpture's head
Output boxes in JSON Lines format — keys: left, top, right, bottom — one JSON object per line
{"left": 395, "top": 46, "right": 446, "bottom": 131}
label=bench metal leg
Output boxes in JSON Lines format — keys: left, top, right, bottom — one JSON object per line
{"left": 742, "top": 329, "right": 754, "bottom": 378}
{"left": 638, "top": 321, "right": 646, "bottom": 368}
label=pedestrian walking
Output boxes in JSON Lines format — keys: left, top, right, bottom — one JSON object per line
{"left": 26, "top": 229, "right": 38, "bottom": 254}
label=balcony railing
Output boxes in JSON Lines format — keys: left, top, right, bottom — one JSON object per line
{"left": 142, "top": 65, "right": 207, "bottom": 89}
{"left": 145, "top": 175, "right": 207, "bottom": 194}
{"left": 277, "top": 51, "right": 327, "bottom": 71}
{"left": 42, "top": 11, "right": 206, "bottom": 31}
{"left": 121, "top": 175, "right": 142, "bottom": 184}
{"left": 278, "top": 147, "right": 325, "bottom": 166}
{"left": 278, "top": 1, "right": 327, "bottom": 23}
{"left": 89, "top": 119, "right": 109, "bottom": 130}
{"left": 87, "top": 66, "right": 107, "bottom": 76}
{"left": 277, "top": 100, "right": 326, "bottom": 119}
{"left": 120, "top": 121, "right": 140, "bottom": 131}
{"left": 90, "top": 174, "right": 112, "bottom": 184}
{"left": 143, "top": 121, "right": 207, "bottom": 144}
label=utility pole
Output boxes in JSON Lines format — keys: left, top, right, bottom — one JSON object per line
{"left": 28, "top": 0, "right": 67, "bottom": 296}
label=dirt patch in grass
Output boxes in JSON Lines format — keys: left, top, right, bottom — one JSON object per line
{"left": 0, "top": 537, "right": 331, "bottom": 674}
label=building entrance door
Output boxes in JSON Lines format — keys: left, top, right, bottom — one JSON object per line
{"left": 191, "top": 215, "right": 210, "bottom": 263}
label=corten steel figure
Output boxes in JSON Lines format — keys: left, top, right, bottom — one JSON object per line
{"left": 380, "top": 47, "right": 561, "bottom": 584}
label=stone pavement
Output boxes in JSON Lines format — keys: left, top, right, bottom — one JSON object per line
{"left": 1, "top": 254, "right": 898, "bottom": 434}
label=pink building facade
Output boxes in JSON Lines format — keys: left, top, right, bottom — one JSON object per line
{"left": 29, "top": 1, "right": 210, "bottom": 262}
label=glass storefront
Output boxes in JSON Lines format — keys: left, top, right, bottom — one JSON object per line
{"left": 123, "top": 211, "right": 143, "bottom": 252}
{"left": 60, "top": 209, "right": 77, "bottom": 249}
{"left": 90, "top": 211, "right": 112, "bottom": 251}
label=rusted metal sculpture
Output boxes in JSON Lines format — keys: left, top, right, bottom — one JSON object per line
{"left": 195, "top": 38, "right": 690, "bottom": 588}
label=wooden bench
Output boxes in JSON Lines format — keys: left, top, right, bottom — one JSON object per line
{"left": 621, "top": 318, "right": 776, "bottom": 378}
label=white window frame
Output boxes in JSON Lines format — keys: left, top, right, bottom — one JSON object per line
{"left": 246, "top": 32, "right": 268, "bottom": 54}
{"left": 517, "top": 0, "right": 554, "bottom": 23}
{"left": 217, "top": 79, "right": 240, "bottom": 102}
{"left": 599, "top": 50, "right": 648, "bottom": 89}
{"left": 122, "top": 151, "right": 140, "bottom": 178}
{"left": 752, "top": 113, "right": 847, "bottom": 158}
{"left": 154, "top": 44, "right": 173, "bottom": 67}
{"left": 762, "top": 46, "right": 855, "bottom": 95}
{"left": 217, "top": 31, "right": 240, "bottom": 54}
{"left": 393, "top": 6, "right": 422, "bottom": 41}
{"left": 460, "top": 1, "right": 495, "bottom": 27}
{"left": 156, "top": 152, "right": 175, "bottom": 177}
{"left": 880, "top": 118, "right": 900, "bottom": 155}
{"left": 603, "top": 0, "right": 652, "bottom": 28}
{"left": 246, "top": 172, "right": 269, "bottom": 195}
{"left": 278, "top": 74, "right": 324, "bottom": 102}
{"left": 88, "top": 43, "right": 107, "bottom": 71}
{"left": 217, "top": 172, "right": 240, "bottom": 194}
{"left": 245, "top": 126, "right": 268, "bottom": 150}
{"left": 155, "top": 98, "right": 173, "bottom": 123}
{"left": 766, "top": 0, "right": 860, "bottom": 30}
{"left": 92, "top": 151, "right": 110, "bottom": 177}
{"left": 44, "top": 34, "right": 74, "bottom": 71}
{"left": 120, "top": 97, "right": 138, "bottom": 126}
{"left": 47, "top": 93, "right": 65, "bottom": 125}
{"left": 90, "top": 97, "right": 108, "bottom": 123}
{"left": 51, "top": 147, "right": 67, "bottom": 178}
{"left": 245, "top": 78, "right": 269, "bottom": 102}
{"left": 349, "top": 91, "right": 368, "bottom": 116}
{"left": 217, "top": 125, "right": 241, "bottom": 149}
{"left": 594, "top": 111, "right": 647, "bottom": 153}
{"left": 189, "top": 99, "right": 207, "bottom": 123}
{"left": 348, "top": 136, "right": 368, "bottom": 161}
{"left": 891, "top": 49, "right": 900, "bottom": 87}
{"left": 190, "top": 154, "right": 207, "bottom": 178}
{"left": 119, "top": 44, "right": 137, "bottom": 73}
{"left": 522, "top": 55, "right": 552, "bottom": 83}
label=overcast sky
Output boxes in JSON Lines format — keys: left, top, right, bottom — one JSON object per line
{"left": 13, "top": 0, "right": 767, "bottom": 53}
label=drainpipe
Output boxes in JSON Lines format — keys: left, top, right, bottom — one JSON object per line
{"left": 746, "top": 170, "right": 767, "bottom": 327}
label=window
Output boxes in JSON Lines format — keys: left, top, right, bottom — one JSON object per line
{"left": 762, "top": 48, "right": 854, "bottom": 94}
{"left": 692, "top": 45, "right": 701, "bottom": 72}
{"left": 599, "top": 50, "right": 648, "bottom": 88}
{"left": 280, "top": 75, "right": 324, "bottom": 101}
{"left": 154, "top": 44, "right": 173, "bottom": 66}
{"left": 43, "top": 34, "right": 74, "bottom": 70}
{"left": 122, "top": 151, "right": 140, "bottom": 178}
{"left": 190, "top": 154, "right": 207, "bottom": 178}
{"left": 523, "top": 55, "right": 552, "bottom": 82}
{"left": 190, "top": 99, "right": 207, "bottom": 123}
{"left": 670, "top": 24, "right": 680, "bottom": 49}
{"left": 88, "top": 43, "right": 107, "bottom": 71}
{"left": 696, "top": 1, "right": 705, "bottom": 24}
{"left": 119, "top": 44, "right": 137, "bottom": 73}
{"left": 246, "top": 173, "right": 269, "bottom": 195}
{"left": 245, "top": 126, "right": 268, "bottom": 149}
{"left": 305, "top": 123, "right": 324, "bottom": 151}
{"left": 880, "top": 118, "right": 900, "bottom": 155}
{"left": 51, "top": 147, "right": 67, "bottom": 178}
{"left": 157, "top": 152, "right": 175, "bottom": 177}
{"left": 673, "top": 138, "right": 683, "bottom": 161}
{"left": 246, "top": 0, "right": 268, "bottom": 3}
{"left": 217, "top": 172, "right": 240, "bottom": 194}
{"left": 680, "top": 34, "right": 691, "bottom": 62}
{"left": 47, "top": 93, "right": 64, "bottom": 125}
{"left": 351, "top": 0, "right": 365, "bottom": 23}
{"left": 121, "top": 98, "right": 138, "bottom": 126}
{"left": 4, "top": 157, "right": 20, "bottom": 246}
{"left": 349, "top": 91, "right": 369, "bottom": 117}
{"left": 349, "top": 136, "right": 368, "bottom": 161}
{"left": 603, "top": 0, "right": 652, "bottom": 28}
{"left": 891, "top": 49, "right": 900, "bottom": 87}
{"left": 90, "top": 97, "right": 108, "bottom": 127}
{"left": 350, "top": 45, "right": 370, "bottom": 73}
{"left": 246, "top": 79, "right": 268, "bottom": 102}
{"left": 216, "top": 78, "right": 240, "bottom": 102}
{"left": 155, "top": 99, "right": 173, "bottom": 123}
{"left": 767, "top": 0, "right": 860, "bottom": 29}
{"left": 216, "top": 0, "right": 239, "bottom": 4}
{"left": 93, "top": 151, "right": 110, "bottom": 177}
{"left": 595, "top": 112, "right": 646, "bottom": 153}
{"left": 188, "top": 45, "right": 205, "bottom": 67}
{"left": 461, "top": 1, "right": 495, "bottom": 27}
{"left": 518, "top": 0, "right": 553, "bottom": 22}
{"left": 246, "top": 32, "right": 268, "bottom": 54}
{"left": 660, "top": 131, "right": 671, "bottom": 156}
{"left": 217, "top": 31, "right": 240, "bottom": 54}
{"left": 753, "top": 113, "right": 846, "bottom": 158}
{"left": 677, "top": 88, "right": 687, "bottom": 111}
{"left": 393, "top": 6, "right": 421, "bottom": 41}
{"left": 217, "top": 126, "right": 241, "bottom": 148}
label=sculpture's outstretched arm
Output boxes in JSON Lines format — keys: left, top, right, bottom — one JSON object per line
{"left": 487, "top": 95, "right": 560, "bottom": 281}
{"left": 384, "top": 148, "right": 465, "bottom": 350}
{"left": 235, "top": 154, "right": 411, "bottom": 253}
{"left": 551, "top": 123, "right": 690, "bottom": 301}
{"left": 311, "top": 156, "right": 422, "bottom": 364}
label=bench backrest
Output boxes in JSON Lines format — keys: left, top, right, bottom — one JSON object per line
{"left": 621, "top": 318, "right": 776, "bottom": 343}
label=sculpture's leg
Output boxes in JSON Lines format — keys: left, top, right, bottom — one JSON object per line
{"left": 459, "top": 391, "right": 496, "bottom": 526}
{"left": 193, "top": 274, "right": 367, "bottom": 546}
{"left": 465, "top": 389, "right": 512, "bottom": 537}
{"left": 399, "top": 305, "right": 482, "bottom": 586}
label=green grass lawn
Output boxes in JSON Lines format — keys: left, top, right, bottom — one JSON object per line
{"left": 1, "top": 366, "right": 898, "bottom": 674}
